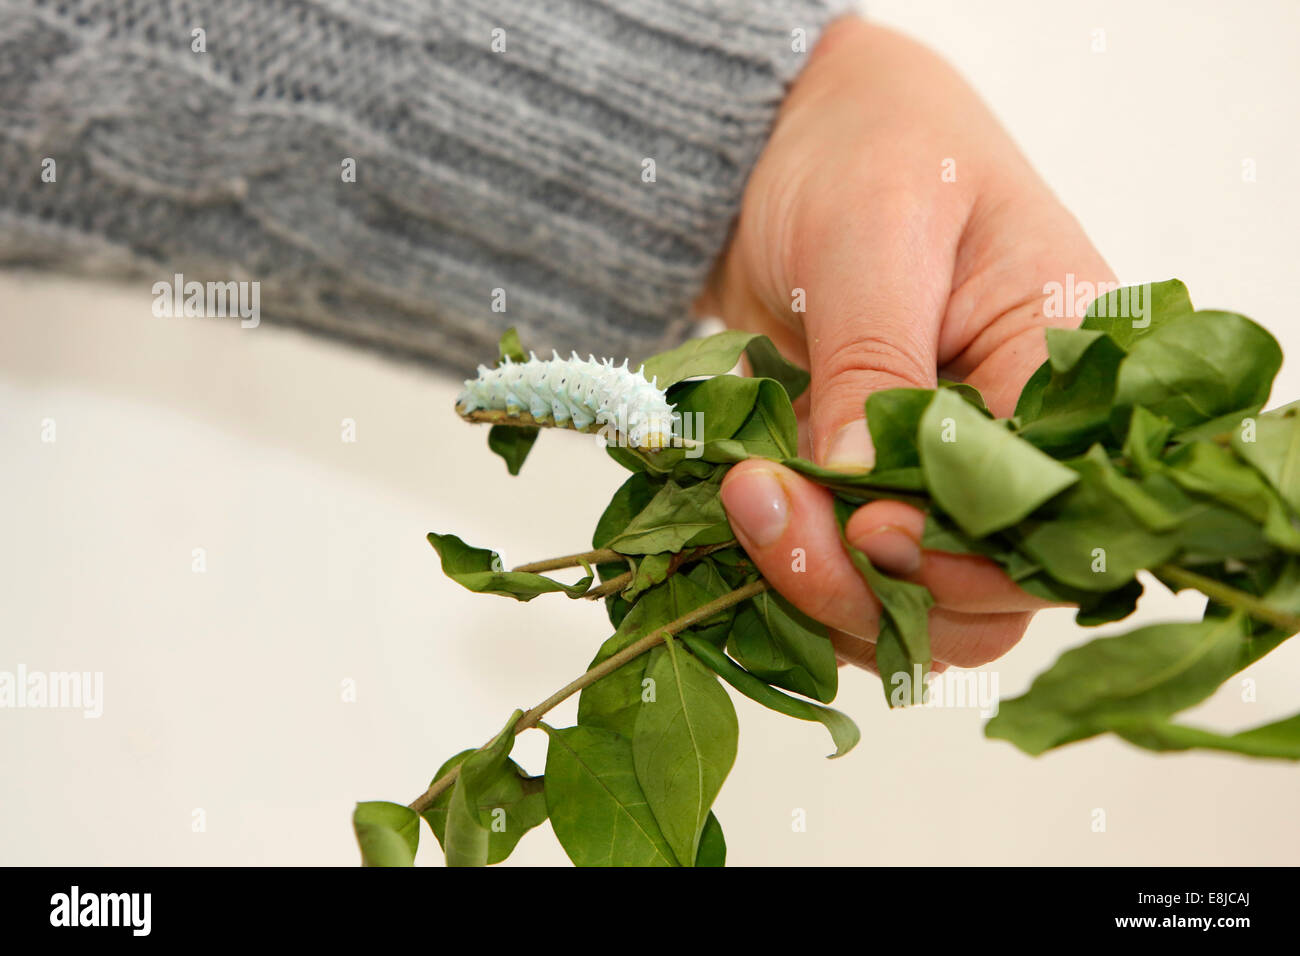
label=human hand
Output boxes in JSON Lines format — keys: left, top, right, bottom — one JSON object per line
{"left": 695, "top": 17, "right": 1117, "bottom": 672}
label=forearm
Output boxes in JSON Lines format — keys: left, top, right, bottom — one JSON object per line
{"left": 0, "top": 0, "right": 854, "bottom": 372}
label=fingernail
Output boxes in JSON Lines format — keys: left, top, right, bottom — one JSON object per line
{"left": 854, "top": 525, "right": 922, "bottom": 575}
{"left": 721, "top": 467, "right": 790, "bottom": 548}
{"left": 824, "top": 420, "right": 875, "bottom": 472}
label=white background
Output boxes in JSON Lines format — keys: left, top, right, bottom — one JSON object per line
{"left": 2, "top": 0, "right": 1298, "bottom": 865}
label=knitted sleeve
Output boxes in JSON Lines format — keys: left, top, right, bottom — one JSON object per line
{"left": 0, "top": 0, "right": 854, "bottom": 373}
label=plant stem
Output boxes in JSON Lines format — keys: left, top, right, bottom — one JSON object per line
{"left": 514, "top": 540, "right": 737, "bottom": 589}
{"left": 513, "top": 549, "right": 622, "bottom": 573}
{"left": 667, "top": 540, "right": 737, "bottom": 568}
{"left": 1157, "top": 564, "right": 1300, "bottom": 632}
{"left": 407, "top": 577, "right": 770, "bottom": 813}
{"left": 584, "top": 572, "right": 633, "bottom": 599}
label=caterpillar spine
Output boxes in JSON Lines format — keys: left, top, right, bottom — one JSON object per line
{"left": 456, "top": 350, "right": 678, "bottom": 449}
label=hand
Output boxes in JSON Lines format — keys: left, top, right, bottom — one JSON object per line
{"left": 696, "top": 17, "right": 1116, "bottom": 672}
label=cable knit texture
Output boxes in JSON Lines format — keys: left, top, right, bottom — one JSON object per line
{"left": 0, "top": 0, "right": 852, "bottom": 373}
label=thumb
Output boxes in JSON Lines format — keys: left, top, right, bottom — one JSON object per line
{"left": 799, "top": 217, "right": 950, "bottom": 469}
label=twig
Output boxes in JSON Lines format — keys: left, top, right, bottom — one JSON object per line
{"left": 512, "top": 549, "right": 622, "bottom": 573}
{"left": 408, "top": 578, "right": 770, "bottom": 813}
{"left": 514, "top": 541, "right": 738, "bottom": 597}
{"left": 584, "top": 572, "right": 634, "bottom": 599}
{"left": 1157, "top": 564, "right": 1300, "bottom": 633}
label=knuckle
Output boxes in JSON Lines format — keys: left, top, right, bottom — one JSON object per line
{"left": 814, "top": 334, "right": 935, "bottom": 419}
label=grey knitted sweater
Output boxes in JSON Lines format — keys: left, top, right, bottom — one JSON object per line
{"left": 0, "top": 0, "right": 852, "bottom": 373}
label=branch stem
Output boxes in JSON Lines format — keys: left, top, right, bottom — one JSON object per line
{"left": 514, "top": 540, "right": 737, "bottom": 586}
{"left": 1157, "top": 564, "right": 1300, "bottom": 633}
{"left": 512, "top": 549, "right": 622, "bottom": 573}
{"left": 407, "top": 577, "right": 770, "bottom": 813}
{"left": 584, "top": 572, "right": 633, "bottom": 599}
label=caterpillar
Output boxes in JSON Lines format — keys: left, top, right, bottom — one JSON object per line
{"left": 456, "top": 351, "right": 678, "bottom": 449}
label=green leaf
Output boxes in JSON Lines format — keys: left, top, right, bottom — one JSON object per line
{"left": 873, "top": 622, "right": 917, "bottom": 706}
{"left": 543, "top": 724, "right": 678, "bottom": 866}
{"left": 782, "top": 457, "right": 926, "bottom": 493}
{"left": 1016, "top": 447, "right": 1181, "bottom": 590}
{"left": 742, "top": 335, "right": 811, "bottom": 402}
{"left": 443, "top": 779, "right": 490, "bottom": 868}
{"left": 1045, "top": 327, "right": 1108, "bottom": 374}
{"left": 638, "top": 331, "right": 757, "bottom": 389}
{"left": 660, "top": 376, "right": 798, "bottom": 464}
{"left": 497, "top": 327, "right": 528, "bottom": 363}
{"left": 1162, "top": 440, "right": 1300, "bottom": 553}
{"left": 1080, "top": 278, "right": 1194, "bottom": 350}
{"left": 353, "top": 801, "right": 420, "bottom": 867}
{"left": 1073, "top": 578, "right": 1143, "bottom": 627}
{"left": 633, "top": 637, "right": 738, "bottom": 867}
{"left": 639, "top": 330, "right": 809, "bottom": 401}
{"left": 938, "top": 379, "right": 990, "bottom": 413}
{"left": 1109, "top": 712, "right": 1300, "bottom": 760}
{"left": 578, "top": 573, "right": 732, "bottom": 737}
{"left": 718, "top": 379, "right": 799, "bottom": 460}
{"left": 1013, "top": 364, "right": 1053, "bottom": 425}
{"left": 605, "top": 442, "right": 663, "bottom": 476}
{"left": 1232, "top": 404, "right": 1300, "bottom": 514}
{"left": 1140, "top": 471, "right": 1277, "bottom": 563}
{"left": 420, "top": 751, "right": 547, "bottom": 866}
{"left": 670, "top": 458, "right": 724, "bottom": 482}
{"left": 683, "top": 634, "right": 860, "bottom": 757}
{"left": 985, "top": 613, "right": 1264, "bottom": 755}
{"left": 576, "top": 619, "right": 664, "bottom": 740}
{"left": 864, "top": 388, "right": 934, "bottom": 471}
{"left": 669, "top": 376, "right": 762, "bottom": 445}
{"left": 443, "top": 710, "right": 523, "bottom": 867}
{"left": 1122, "top": 405, "right": 1174, "bottom": 476}
{"left": 840, "top": 536, "right": 934, "bottom": 705}
{"left": 484, "top": 328, "right": 539, "bottom": 474}
{"left": 1015, "top": 330, "right": 1126, "bottom": 455}
{"left": 685, "top": 555, "right": 743, "bottom": 599}
{"left": 624, "top": 552, "right": 673, "bottom": 600}
{"left": 604, "top": 479, "right": 732, "bottom": 555}
{"left": 428, "top": 532, "right": 594, "bottom": 600}
{"left": 835, "top": 498, "right": 934, "bottom": 703}
{"left": 1081, "top": 443, "right": 1181, "bottom": 532}
{"left": 727, "top": 590, "right": 838, "bottom": 703}
{"left": 918, "top": 389, "right": 1079, "bottom": 537}
{"left": 1016, "top": 279, "right": 1191, "bottom": 424}
{"left": 487, "top": 424, "right": 539, "bottom": 475}
{"left": 1112, "top": 310, "right": 1281, "bottom": 431}
{"left": 593, "top": 472, "right": 663, "bottom": 549}
{"left": 696, "top": 812, "right": 727, "bottom": 866}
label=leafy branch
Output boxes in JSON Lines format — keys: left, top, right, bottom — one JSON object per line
{"left": 408, "top": 578, "right": 769, "bottom": 814}
{"left": 358, "top": 283, "right": 1300, "bottom": 868}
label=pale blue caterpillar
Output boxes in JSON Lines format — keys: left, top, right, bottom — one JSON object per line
{"left": 456, "top": 351, "right": 678, "bottom": 449}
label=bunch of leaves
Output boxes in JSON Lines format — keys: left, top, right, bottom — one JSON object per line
{"left": 355, "top": 280, "right": 1300, "bottom": 867}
